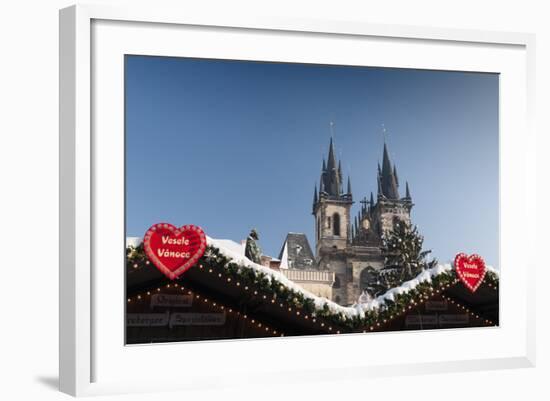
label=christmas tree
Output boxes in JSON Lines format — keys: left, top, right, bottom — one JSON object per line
{"left": 361, "top": 266, "right": 388, "bottom": 298}
{"left": 379, "top": 222, "right": 437, "bottom": 289}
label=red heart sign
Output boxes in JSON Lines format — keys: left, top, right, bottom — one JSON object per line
{"left": 143, "top": 223, "right": 207, "bottom": 280}
{"left": 454, "top": 253, "right": 486, "bottom": 292}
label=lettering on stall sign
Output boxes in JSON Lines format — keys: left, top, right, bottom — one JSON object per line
{"left": 405, "top": 315, "right": 438, "bottom": 326}
{"left": 127, "top": 312, "right": 169, "bottom": 327}
{"left": 169, "top": 312, "right": 226, "bottom": 328}
{"left": 150, "top": 294, "right": 193, "bottom": 308}
{"left": 425, "top": 300, "right": 448, "bottom": 311}
{"left": 438, "top": 314, "right": 470, "bottom": 325}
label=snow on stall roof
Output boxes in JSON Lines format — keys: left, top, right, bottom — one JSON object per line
{"left": 210, "top": 238, "right": 245, "bottom": 256}
{"left": 486, "top": 264, "right": 500, "bottom": 276}
{"left": 207, "top": 236, "right": 357, "bottom": 317}
{"left": 126, "top": 237, "right": 142, "bottom": 248}
{"left": 210, "top": 237, "right": 500, "bottom": 317}
{"left": 126, "top": 236, "right": 498, "bottom": 318}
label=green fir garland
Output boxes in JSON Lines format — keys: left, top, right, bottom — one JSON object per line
{"left": 127, "top": 244, "right": 499, "bottom": 332}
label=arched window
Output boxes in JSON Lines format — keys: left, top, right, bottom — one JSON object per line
{"left": 333, "top": 213, "right": 341, "bottom": 236}
{"left": 333, "top": 275, "right": 341, "bottom": 288}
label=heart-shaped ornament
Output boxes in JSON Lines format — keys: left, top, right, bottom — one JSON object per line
{"left": 143, "top": 223, "right": 207, "bottom": 280}
{"left": 454, "top": 253, "right": 486, "bottom": 293}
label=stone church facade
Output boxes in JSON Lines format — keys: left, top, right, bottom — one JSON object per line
{"left": 279, "top": 137, "right": 414, "bottom": 306}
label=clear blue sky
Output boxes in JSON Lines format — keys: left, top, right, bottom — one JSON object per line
{"left": 125, "top": 55, "right": 499, "bottom": 267}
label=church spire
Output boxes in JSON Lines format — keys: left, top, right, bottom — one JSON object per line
{"left": 327, "top": 137, "right": 337, "bottom": 171}
{"left": 382, "top": 143, "right": 392, "bottom": 178}
{"left": 379, "top": 142, "right": 399, "bottom": 199}
{"left": 347, "top": 176, "right": 352, "bottom": 196}
{"left": 322, "top": 137, "right": 341, "bottom": 196}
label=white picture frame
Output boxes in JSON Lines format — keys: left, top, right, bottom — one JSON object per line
{"left": 59, "top": 4, "right": 536, "bottom": 397}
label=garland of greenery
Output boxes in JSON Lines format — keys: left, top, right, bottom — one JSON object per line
{"left": 127, "top": 244, "right": 499, "bottom": 332}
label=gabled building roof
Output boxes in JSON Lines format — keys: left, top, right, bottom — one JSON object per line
{"left": 278, "top": 233, "right": 315, "bottom": 269}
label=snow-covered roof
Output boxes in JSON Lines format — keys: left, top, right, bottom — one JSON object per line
{"left": 126, "top": 237, "right": 142, "bottom": 248}
{"left": 208, "top": 236, "right": 354, "bottom": 316}
{"left": 277, "top": 233, "right": 315, "bottom": 269}
{"left": 127, "top": 235, "right": 499, "bottom": 320}
{"left": 209, "top": 238, "right": 245, "bottom": 256}
{"left": 208, "top": 236, "right": 499, "bottom": 319}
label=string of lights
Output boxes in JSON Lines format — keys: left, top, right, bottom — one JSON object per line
{"left": 127, "top": 281, "right": 285, "bottom": 337}
{"left": 440, "top": 294, "right": 495, "bottom": 326}
{"left": 127, "top": 244, "right": 499, "bottom": 333}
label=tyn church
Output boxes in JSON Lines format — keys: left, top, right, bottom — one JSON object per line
{"left": 278, "top": 137, "right": 414, "bottom": 306}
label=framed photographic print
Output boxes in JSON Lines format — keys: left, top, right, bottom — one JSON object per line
{"left": 59, "top": 4, "right": 536, "bottom": 396}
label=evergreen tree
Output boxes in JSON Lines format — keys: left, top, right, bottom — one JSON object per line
{"left": 380, "top": 222, "right": 436, "bottom": 288}
{"left": 361, "top": 266, "right": 387, "bottom": 298}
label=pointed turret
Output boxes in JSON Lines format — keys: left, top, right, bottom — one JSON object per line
{"left": 369, "top": 192, "right": 374, "bottom": 207}
{"left": 405, "top": 181, "right": 411, "bottom": 199}
{"left": 393, "top": 165, "right": 399, "bottom": 186}
{"left": 338, "top": 161, "right": 343, "bottom": 193}
{"left": 338, "top": 160, "right": 344, "bottom": 193}
{"left": 313, "top": 184, "right": 318, "bottom": 205}
{"left": 346, "top": 176, "right": 352, "bottom": 195}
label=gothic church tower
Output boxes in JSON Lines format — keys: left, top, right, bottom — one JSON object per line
{"left": 371, "top": 142, "right": 413, "bottom": 235}
{"left": 305, "top": 134, "right": 416, "bottom": 306}
{"left": 312, "top": 138, "right": 353, "bottom": 256}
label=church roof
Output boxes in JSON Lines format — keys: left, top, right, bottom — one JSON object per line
{"left": 323, "top": 137, "right": 341, "bottom": 196}
{"left": 379, "top": 142, "right": 400, "bottom": 199}
{"left": 278, "top": 233, "right": 315, "bottom": 269}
